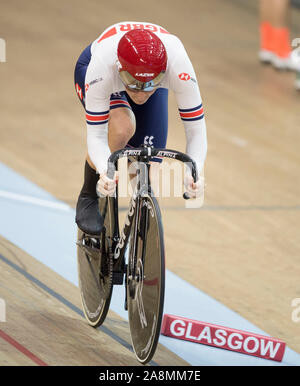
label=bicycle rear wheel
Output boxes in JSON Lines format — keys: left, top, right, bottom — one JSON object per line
{"left": 127, "top": 194, "right": 165, "bottom": 364}
{"left": 77, "top": 197, "right": 114, "bottom": 327}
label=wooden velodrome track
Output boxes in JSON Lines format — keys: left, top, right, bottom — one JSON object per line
{"left": 0, "top": 0, "right": 300, "bottom": 365}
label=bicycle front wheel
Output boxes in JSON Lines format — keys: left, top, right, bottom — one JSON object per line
{"left": 127, "top": 194, "right": 165, "bottom": 364}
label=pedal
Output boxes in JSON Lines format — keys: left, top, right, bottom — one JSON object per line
{"left": 77, "top": 236, "right": 101, "bottom": 260}
{"left": 85, "top": 237, "right": 101, "bottom": 249}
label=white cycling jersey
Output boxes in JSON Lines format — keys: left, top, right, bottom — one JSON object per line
{"left": 84, "top": 21, "right": 207, "bottom": 176}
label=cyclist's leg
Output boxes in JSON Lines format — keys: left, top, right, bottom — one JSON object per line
{"left": 107, "top": 93, "right": 136, "bottom": 153}
{"left": 126, "top": 88, "right": 168, "bottom": 151}
{"left": 126, "top": 88, "right": 169, "bottom": 195}
{"left": 86, "top": 93, "right": 136, "bottom": 168}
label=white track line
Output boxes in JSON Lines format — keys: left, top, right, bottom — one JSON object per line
{"left": 0, "top": 189, "right": 72, "bottom": 212}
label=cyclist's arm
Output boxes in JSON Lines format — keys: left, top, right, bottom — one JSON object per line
{"left": 169, "top": 42, "right": 207, "bottom": 176}
{"left": 85, "top": 57, "right": 112, "bottom": 175}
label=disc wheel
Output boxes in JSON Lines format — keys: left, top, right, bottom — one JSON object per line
{"left": 77, "top": 197, "right": 114, "bottom": 327}
{"left": 127, "top": 195, "right": 165, "bottom": 364}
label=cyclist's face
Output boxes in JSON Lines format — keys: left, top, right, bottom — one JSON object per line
{"left": 125, "top": 88, "right": 155, "bottom": 104}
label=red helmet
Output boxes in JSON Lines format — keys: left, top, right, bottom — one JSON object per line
{"left": 117, "top": 29, "right": 167, "bottom": 91}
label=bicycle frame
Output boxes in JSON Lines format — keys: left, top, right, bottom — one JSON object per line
{"left": 105, "top": 145, "right": 198, "bottom": 285}
{"left": 107, "top": 156, "right": 151, "bottom": 287}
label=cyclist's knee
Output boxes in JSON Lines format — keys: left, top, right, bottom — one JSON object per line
{"left": 108, "top": 108, "right": 136, "bottom": 151}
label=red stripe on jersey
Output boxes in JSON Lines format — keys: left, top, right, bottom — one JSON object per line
{"left": 86, "top": 113, "right": 109, "bottom": 121}
{"left": 97, "top": 27, "right": 117, "bottom": 43}
{"left": 179, "top": 107, "right": 204, "bottom": 118}
{"left": 110, "top": 100, "right": 130, "bottom": 106}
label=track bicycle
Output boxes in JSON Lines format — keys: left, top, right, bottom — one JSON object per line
{"left": 77, "top": 146, "right": 198, "bottom": 364}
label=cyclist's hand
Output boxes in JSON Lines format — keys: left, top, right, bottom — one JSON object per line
{"left": 184, "top": 175, "right": 205, "bottom": 199}
{"left": 97, "top": 172, "right": 118, "bottom": 197}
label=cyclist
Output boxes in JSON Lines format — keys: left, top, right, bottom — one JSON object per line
{"left": 74, "top": 21, "right": 208, "bottom": 236}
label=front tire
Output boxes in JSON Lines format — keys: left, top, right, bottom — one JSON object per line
{"left": 127, "top": 195, "right": 165, "bottom": 364}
